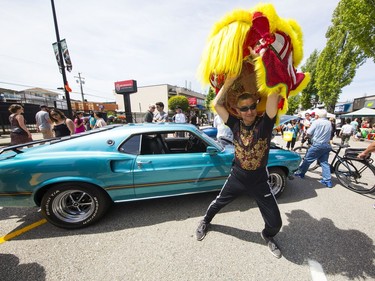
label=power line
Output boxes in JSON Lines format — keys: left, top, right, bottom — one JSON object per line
{"left": 74, "top": 72, "right": 85, "bottom": 102}
{"left": 0, "top": 80, "right": 115, "bottom": 101}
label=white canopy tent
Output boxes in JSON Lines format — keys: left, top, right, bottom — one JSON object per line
{"left": 341, "top": 108, "right": 375, "bottom": 118}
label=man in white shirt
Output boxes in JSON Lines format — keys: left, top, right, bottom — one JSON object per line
{"left": 213, "top": 114, "right": 233, "bottom": 141}
{"left": 340, "top": 118, "right": 354, "bottom": 145}
{"left": 35, "top": 105, "right": 53, "bottom": 139}
{"left": 173, "top": 107, "right": 186, "bottom": 137}
{"left": 295, "top": 109, "right": 333, "bottom": 188}
{"left": 173, "top": 107, "right": 186, "bottom": 123}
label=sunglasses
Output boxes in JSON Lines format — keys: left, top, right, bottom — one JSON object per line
{"left": 238, "top": 103, "right": 257, "bottom": 112}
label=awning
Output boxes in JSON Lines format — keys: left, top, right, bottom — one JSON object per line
{"left": 196, "top": 105, "right": 206, "bottom": 110}
{"left": 341, "top": 107, "right": 375, "bottom": 117}
{"left": 334, "top": 103, "right": 353, "bottom": 114}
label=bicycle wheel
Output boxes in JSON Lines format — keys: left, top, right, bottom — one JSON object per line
{"left": 293, "top": 146, "right": 319, "bottom": 171}
{"left": 334, "top": 158, "right": 375, "bottom": 194}
{"left": 293, "top": 146, "right": 308, "bottom": 158}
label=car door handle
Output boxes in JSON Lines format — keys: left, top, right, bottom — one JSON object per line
{"left": 137, "top": 160, "right": 152, "bottom": 168}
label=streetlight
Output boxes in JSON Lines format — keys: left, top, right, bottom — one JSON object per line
{"left": 50, "top": 0, "right": 73, "bottom": 118}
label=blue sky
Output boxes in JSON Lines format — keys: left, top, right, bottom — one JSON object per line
{"left": 0, "top": 0, "right": 374, "bottom": 103}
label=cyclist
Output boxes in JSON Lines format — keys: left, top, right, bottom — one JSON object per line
{"left": 358, "top": 142, "right": 375, "bottom": 159}
{"left": 295, "top": 109, "right": 333, "bottom": 187}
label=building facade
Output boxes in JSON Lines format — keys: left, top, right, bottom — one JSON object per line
{"left": 115, "top": 84, "right": 207, "bottom": 115}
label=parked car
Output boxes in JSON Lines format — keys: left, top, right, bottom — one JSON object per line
{"left": 0, "top": 123, "right": 301, "bottom": 229}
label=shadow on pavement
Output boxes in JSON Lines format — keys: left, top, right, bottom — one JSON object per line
{"left": 0, "top": 253, "right": 46, "bottom": 281}
{"left": 280, "top": 210, "right": 375, "bottom": 279}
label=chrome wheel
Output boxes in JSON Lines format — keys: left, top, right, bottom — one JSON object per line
{"left": 52, "top": 190, "right": 95, "bottom": 223}
{"left": 41, "top": 183, "right": 112, "bottom": 229}
{"left": 268, "top": 167, "right": 286, "bottom": 198}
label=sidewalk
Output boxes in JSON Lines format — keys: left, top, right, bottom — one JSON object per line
{"left": 0, "top": 132, "right": 44, "bottom": 147}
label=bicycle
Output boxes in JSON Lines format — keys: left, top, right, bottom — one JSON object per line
{"left": 293, "top": 142, "right": 320, "bottom": 171}
{"left": 295, "top": 142, "right": 375, "bottom": 194}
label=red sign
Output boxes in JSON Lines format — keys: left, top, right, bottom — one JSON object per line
{"left": 114, "top": 80, "right": 137, "bottom": 94}
{"left": 188, "top": 97, "right": 197, "bottom": 106}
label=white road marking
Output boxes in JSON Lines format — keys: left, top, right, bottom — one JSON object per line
{"left": 308, "top": 259, "right": 327, "bottom": 281}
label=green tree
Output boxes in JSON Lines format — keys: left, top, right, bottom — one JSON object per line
{"left": 286, "top": 94, "right": 300, "bottom": 115}
{"left": 337, "top": 0, "right": 375, "bottom": 62}
{"left": 300, "top": 49, "right": 320, "bottom": 110}
{"left": 205, "top": 87, "right": 216, "bottom": 111}
{"left": 315, "top": 2, "right": 367, "bottom": 112}
{"left": 168, "top": 95, "right": 189, "bottom": 112}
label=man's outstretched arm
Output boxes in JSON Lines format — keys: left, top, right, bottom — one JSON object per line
{"left": 212, "top": 76, "right": 237, "bottom": 123}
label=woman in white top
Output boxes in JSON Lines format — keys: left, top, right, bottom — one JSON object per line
{"left": 94, "top": 111, "right": 107, "bottom": 128}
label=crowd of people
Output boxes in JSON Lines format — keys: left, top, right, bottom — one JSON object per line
{"left": 276, "top": 110, "right": 375, "bottom": 191}
{"left": 142, "top": 101, "right": 207, "bottom": 127}
{"left": 280, "top": 113, "right": 375, "bottom": 149}
{"left": 8, "top": 104, "right": 108, "bottom": 145}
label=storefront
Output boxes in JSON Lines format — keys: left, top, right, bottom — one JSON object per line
{"left": 334, "top": 102, "right": 353, "bottom": 115}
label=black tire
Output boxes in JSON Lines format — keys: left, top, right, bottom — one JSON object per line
{"left": 334, "top": 159, "right": 375, "bottom": 194}
{"left": 41, "top": 182, "right": 112, "bottom": 229}
{"left": 293, "top": 146, "right": 319, "bottom": 171}
{"left": 268, "top": 167, "right": 286, "bottom": 198}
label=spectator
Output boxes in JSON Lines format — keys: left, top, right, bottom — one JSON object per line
{"left": 213, "top": 114, "right": 233, "bottom": 141}
{"left": 74, "top": 111, "right": 86, "bottom": 133}
{"left": 35, "top": 105, "right": 53, "bottom": 139}
{"left": 173, "top": 107, "right": 186, "bottom": 137}
{"left": 350, "top": 118, "right": 359, "bottom": 132}
{"left": 361, "top": 119, "right": 370, "bottom": 129}
{"left": 173, "top": 107, "right": 186, "bottom": 123}
{"left": 329, "top": 117, "right": 336, "bottom": 144}
{"left": 144, "top": 104, "right": 155, "bottom": 123}
{"left": 301, "top": 112, "right": 312, "bottom": 145}
{"left": 286, "top": 119, "right": 299, "bottom": 150}
{"left": 49, "top": 108, "right": 75, "bottom": 137}
{"left": 94, "top": 111, "right": 107, "bottom": 128}
{"left": 295, "top": 109, "right": 333, "bottom": 188}
{"left": 89, "top": 111, "right": 96, "bottom": 130}
{"left": 339, "top": 118, "right": 354, "bottom": 145}
{"left": 358, "top": 141, "right": 375, "bottom": 159}
{"left": 153, "top": 102, "right": 168, "bottom": 122}
{"left": 8, "top": 104, "right": 33, "bottom": 145}
{"left": 190, "top": 111, "right": 199, "bottom": 127}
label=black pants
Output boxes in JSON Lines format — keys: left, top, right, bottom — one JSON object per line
{"left": 203, "top": 165, "right": 282, "bottom": 238}
{"left": 287, "top": 137, "right": 297, "bottom": 150}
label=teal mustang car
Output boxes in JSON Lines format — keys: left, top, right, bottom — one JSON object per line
{"left": 0, "top": 123, "right": 301, "bottom": 229}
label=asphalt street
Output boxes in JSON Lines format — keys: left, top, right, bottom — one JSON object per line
{"left": 0, "top": 135, "right": 374, "bottom": 281}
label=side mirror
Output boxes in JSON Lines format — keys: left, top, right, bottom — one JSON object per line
{"left": 206, "top": 146, "right": 218, "bottom": 155}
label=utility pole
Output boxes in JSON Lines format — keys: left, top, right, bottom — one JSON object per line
{"left": 75, "top": 72, "right": 85, "bottom": 102}
{"left": 50, "top": 0, "right": 73, "bottom": 118}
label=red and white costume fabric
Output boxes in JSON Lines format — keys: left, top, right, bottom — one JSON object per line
{"left": 199, "top": 3, "right": 310, "bottom": 122}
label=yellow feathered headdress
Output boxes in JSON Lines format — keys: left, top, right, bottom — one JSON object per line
{"left": 198, "top": 3, "right": 310, "bottom": 120}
